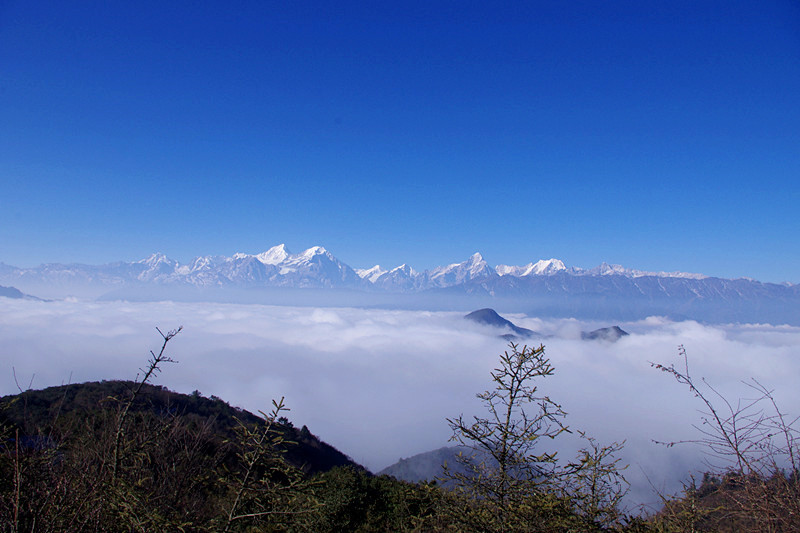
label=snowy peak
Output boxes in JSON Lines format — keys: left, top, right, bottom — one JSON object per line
{"left": 256, "top": 244, "right": 291, "bottom": 265}
{"left": 493, "top": 257, "right": 705, "bottom": 280}
{"left": 590, "top": 262, "right": 628, "bottom": 276}
{"left": 356, "top": 265, "right": 386, "bottom": 283}
{"left": 427, "top": 252, "right": 496, "bottom": 287}
{"left": 585, "top": 261, "right": 707, "bottom": 280}
{"left": 139, "top": 252, "right": 175, "bottom": 268}
{"left": 285, "top": 246, "right": 334, "bottom": 268}
{"left": 529, "top": 258, "right": 566, "bottom": 275}
{"left": 371, "top": 263, "right": 422, "bottom": 291}
{"left": 180, "top": 255, "right": 222, "bottom": 274}
{"left": 300, "top": 246, "right": 328, "bottom": 258}
{"left": 134, "top": 244, "right": 362, "bottom": 288}
{"left": 390, "top": 264, "right": 416, "bottom": 276}
{"left": 466, "top": 253, "right": 492, "bottom": 274}
{"left": 54, "top": 248, "right": 716, "bottom": 289}
{"left": 1, "top": 245, "right": 725, "bottom": 297}
{"left": 135, "top": 252, "right": 179, "bottom": 282}
{"left": 272, "top": 245, "right": 360, "bottom": 287}
{"left": 4, "top": 248, "right": 797, "bottom": 325}
{"left": 497, "top": 258, "right": 567, "bottom": 277}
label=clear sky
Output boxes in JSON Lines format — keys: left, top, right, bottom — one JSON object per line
{"left": 1, "top": 1, "right": 799, "bottom": 282}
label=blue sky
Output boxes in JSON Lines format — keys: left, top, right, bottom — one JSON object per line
{"left": 1, "top": 1, "right": 799, "bottom": 282}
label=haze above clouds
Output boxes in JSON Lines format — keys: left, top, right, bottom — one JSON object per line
{"left": 2, "top": 299, "right": 798, "bottom": 508}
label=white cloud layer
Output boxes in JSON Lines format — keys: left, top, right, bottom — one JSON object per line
{"left": 1, "top": 299, "right": 799, "bottom": 510}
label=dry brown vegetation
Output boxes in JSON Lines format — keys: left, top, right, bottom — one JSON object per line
{"left": 1, "top": 334, "right": 797, "bottom": 532}
{"left": 649, "top": 346, "right": 800, "bottom": 532}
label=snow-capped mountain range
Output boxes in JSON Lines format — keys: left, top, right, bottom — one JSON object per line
{"left": 2, "top": 244, "right": 798, "bottom": 324}
{"left": 0, "top": 244, "right": 713, "bottom": 292}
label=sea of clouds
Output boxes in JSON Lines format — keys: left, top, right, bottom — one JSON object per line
{"left": 1, "top": 298, "right": 798, "bottom": 510}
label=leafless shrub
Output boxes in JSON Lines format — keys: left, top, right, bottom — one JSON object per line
{"left": 651, "top": 345, "right": 800, "bottom": 532}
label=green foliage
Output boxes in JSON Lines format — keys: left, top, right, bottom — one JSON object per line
{"left": 443, "top": 342, "right": 630, "bottom": 532}
{"left": 0, "top": 328, "right": 342, "bottom": 532}
{"left": 311, "top": 466, "right": 445, "bottom": 532}
{"left": 444, "top": 343, "right": 568, "bottom": 496}
{"left": 561, "top": 432, "right": 629, "bottom": 529}
{"left": 219, "top": 397, "right": 319, "bottom": 532}
{"left": 7, "top": 332, "right": 797, "bottom": 532}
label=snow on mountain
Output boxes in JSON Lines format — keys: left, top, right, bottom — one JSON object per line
{"left": 281, "top": 246, "right": 328, "bottom": 273}
{"left": 356, "top": 265, "right": 386, "bottom": 283}
{"left": 529, "top": 258, "right": 567, "bottom": 275}
{"left": 4, "top": 245, "right": 797, "bottom": 326}
{"left": 171, "top": 255, "right": 226, "bottom": 286}
{"left": 188, "top": 255, "right": 226, "bottom": 272}
{"left": 256, "top": 245, "right": 362, "bottom": 288}
{"left": 588, "top": 262, "right": 629, "bottom": 276}
{"left": 390, "top": 264, "right": 417, "bottom": 276}
{"left": 582, "top": 262, "right": 707, "bottom": 280}
{"left": 255, "top": 244, "right": 291, "bottom": 266}
{"left": 495, "top": 264, "right": 522, "bottom": 277}
{"left": 182, "top": 245, "right": 360, "bottom": 288}
{"left": 496, "top": 258, "right": 703, "bottom": 280}
{"left": 0, "top": 242, "right": 720, "bottom": 295}
{"left": 496, "top": 259, "right": 566, "bottom": 277}
{"left": 136, "top": 253, "right": 180, "bottom": 282}
{"left": 373, "top": 264, "right": 423, "bottom": 291}
{"left": 426, "top": 253, "right": 496, "bottom": 288}
{"left": 138, "top": 252, "right": 174, "bottom": 269}
{"left": 631, "top": 269, "right": 707, "bottom": 280}
{"left": 0, "top": 249, "right": 732, "bottom": 292}
{"left": 218, "top": 255, "right": 279, "bottom": 285}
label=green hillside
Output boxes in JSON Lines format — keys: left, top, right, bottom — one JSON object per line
{"left": 1, "top": 336, "right": 797, "bottom": 532}
{"left": 1, "top": 379, "right": 358, "bottom": 477}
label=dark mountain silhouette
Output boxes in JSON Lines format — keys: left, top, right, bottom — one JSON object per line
{"left": 379, "top": 445, "right": 496, "bottom": 487}
{"left": 0, "top": 380, "right": 361, "bottom": 476}
{"left": 464, "top": 308, "right": 538, "bottom": 340}
{"left": 0, "top": 285, "right": 41, "bottom": 300}
{"left": 379, "top": 446, "right": 469, "bottom": 484}
{"left": 0, "top": 285, "right": 25, "bottom": 298}
{"left": 581, "top": 326, "right": 630, "bottom": 342}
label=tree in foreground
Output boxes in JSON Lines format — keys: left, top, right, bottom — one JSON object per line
{"left": 219, "top": 396, "right": 318, "bottom": 532}
{"left": 444, "top": 342, "right": 628, "bottom": 532}
{"left": 0, "top": 327, "right": 321, "bottom": 532}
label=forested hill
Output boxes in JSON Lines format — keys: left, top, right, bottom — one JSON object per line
{"left": 2, "top": 376, "right": 798, "bottom": 531}
{"left": 0, "top": 380, "right": 360, "bottom": 476}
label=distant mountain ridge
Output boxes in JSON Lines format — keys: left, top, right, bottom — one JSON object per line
{"left": 0, "top": 244, "right": 753, "bottom": 292}
{"left": 581, "top": 326, "right": 630, "bottom": 342}
{"left": 3, "top": 245, "right": 800, "bottom": 324}
{"left": 0, "top": 285, "right": 26, "bottom": 299}
{"left": 378, "top": 446, "right": 477, "bottom": 485}
{"left": 0, "top": 284, "right": 43, "bottom": 301}
{"left": 464, "top": 308, "right": 538, "bottom": 340}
